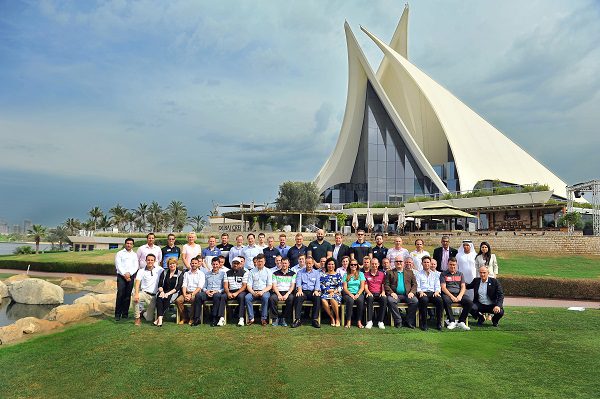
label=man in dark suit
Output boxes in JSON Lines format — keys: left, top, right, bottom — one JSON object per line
{"left": 466, "top": 266, "right": 505, "bottom": 327}
{"left": 332, "top": 232, "right": 351, "bottom": 264}
{"left": 384, "top": 257, "right": 418, "bottom": 328}
{"left": 433, "top": 235, "right": 458, "bottom": 272}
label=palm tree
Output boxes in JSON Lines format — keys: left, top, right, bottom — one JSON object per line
{"left": 82, "top": 219, "right": 95, "bottom": 231}
{"left": 63, "top": 218, "right": 82, "bottom": 235}
{"left": 97, "top": 215, "right": 112, "bottom": 231}
{"left": 167, "top": 200, "right": 188, "bottom": 232}
{"left": 28, "top": 224, "right": 47, "bottom": 254}
{"left": 124, "top": 211, "right": 136, "bottom": 233}
{"left": 88, "top": 206, "right": 103, "bottom": 231}
{"left": 134, "top": 202, "right": 148, "bottom": 232}
{"left": 109, "top": 204, "right": 128, "bottom": 232}
{"left": 188, "top": 215, "right": 207, "bottom": 232}
{"left": 147, "top": 201, "right": 163, "bottom": 232}
{"left": 49, "top": 225, "right": 70, "bottom": 250}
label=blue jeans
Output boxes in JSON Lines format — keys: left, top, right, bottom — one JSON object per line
{"left": 245, "top": 291, "right": 271, "bottom": 321}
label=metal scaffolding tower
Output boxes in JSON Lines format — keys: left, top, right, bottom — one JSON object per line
{"left": 566, "top": 180, "right": 600, "bottom": 236}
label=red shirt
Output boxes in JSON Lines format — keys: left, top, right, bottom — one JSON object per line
{"left": 365, "top": 270, "right": 385, "bottom": 294}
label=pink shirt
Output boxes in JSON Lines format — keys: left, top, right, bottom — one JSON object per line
{"left": 182, "top": 243, "right": 201, "bottom": 269}
{"left": 364, "top": 270, "right": 385, "bottom": 294}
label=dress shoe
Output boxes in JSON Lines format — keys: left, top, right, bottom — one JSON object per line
{"left": 407, "top": 324, "right": 416, "bottom": 329}
{"left": 311, "top": 319, "right": 321, "bottom": 329}
{"left": 114, "top": 315, "right": 121, "bottom": 322}
{"left": 420, "top": 325, "right": 428, "bottom": 331}
{"left": 191, "top": 319, "right": 201, "bottom": 327}
{"left": 134, "top": 318, "right": 141, "bottom": 326}
{"left": 477, "top": 315, "right": 485, "bottom": 326}
{"left": 261, "top": 319, "right": 268, "bottom": 326}
{"left": 492, "top": 322, "right": 499, "bottom": 327}
{"left": 121, "top": 314, "right": 129, "bottom": 320}
{"left": 436, "top": 323, "right": 443, "bottom": 331}
{"left": 246, "top": 319, "right": 255, "bottom": 326}
{"left": 291, "top": 319, "right": 302, "bottom": 328}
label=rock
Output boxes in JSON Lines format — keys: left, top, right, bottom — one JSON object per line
{"left": 73, "top": 294, "right": 100, "bottom": 305}
{"left": 98, "top": 301, "right": 116, "bottom": 316}
{"left": 8, "top": 278, "right": 64, "bottom": 305}
{"left": 0, "top": 281, "right": 8, "bottom": 298}
{"left": 14, "top": 317, "right": 62, "bottom": 335}
{"left": 4, "top": 274, "right": 29, "bottom": 287}
{"left": 45, "top": 303, "right": 96, "bottom": 324}
{"left": 60, "top": 280, "right": 84, "bottom": 290}
{"left": 0, "top": 324, "right": 23, "bottom": 345}
{"left": 85, "top": 280, "right": 117, "bottom": 294}
{"left": 62, "top": 275, "right": 89, "bottom": 284}
{"left": 94, "top": 293, "right": 116, "bottom": 303}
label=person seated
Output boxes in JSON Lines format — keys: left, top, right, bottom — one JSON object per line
{"left": 203, "top": 257, "right": 227, "bottom": 327}
{"left": 361, "top": 256, "right": 371, "bottom": 274}
{"left": 292, "top": 256, "right": 321, "bottom": 328}
{"left": 382, "top": 257, "right": 392, "bottom": 273}
{"left": 224, "top": 257, "right": 248, "bottom": 327}
{"left": 384, "top": 257, "right": 418, "bottom": 328}
{"left": 440, "top": 257, "right": 473, "bottom": 331}
{"left": 403, "top": 257, "right": 415, "bottom": 273}
{"left": 269, "top": 257, "right": 296, "bottom": 327}
{"left": 132, "top": 254, "right": 163, "bottom": 326}
{"left": 175, "top": 258, "right": 206, "bottom": 325}
{"left": 342, "top": 260, "right": 366, "bottom": 328}
{"left": 244, "top": 254, "right": 272, "bottom": 326}
{"left": 154, "top": 257, "right": 183, "bottom": 327}
{"left": 415, "top": 256, "right": 443, "bottom": 331}
{"left": 466, "top": 266, "right": 505, "bottom": 327}
{"left": 320, "top": 257, "right": 343, "bottom": 327}
{"left": 364, "top": 258, "right": 386, "bottom": 329}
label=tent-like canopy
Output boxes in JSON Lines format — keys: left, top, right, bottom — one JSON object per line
{"left": 406, "top": 203, "right": 477, "bottom": 219}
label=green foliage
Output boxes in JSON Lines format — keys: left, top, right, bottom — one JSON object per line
{"left": 344, "top": 202, "right": 367, "bottom": 209}
{"left": 557, "top": 212, "right": 584, "bottom": 230}
{"left": 493, "top": 187, "right": 518, "bottom": 195}
{"left": 276, "top": 181, "right": 320, "bottom": 211}
{"left": 336, "top": 213, "right": 348, "bottom": 228}
{"left": 12, "top": 245, "right": 34, "bottom": 255}
{"left": 520, "top": 183, "right": 549, "bottom": 193}
{"left": 407, "top": 196, "right": 434, "bottom": 203}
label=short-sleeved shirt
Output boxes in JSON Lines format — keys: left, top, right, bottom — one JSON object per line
{"left": 351, "top": 241, "right": 372, "bottom": 265}
{"left": 242, "top": 245, "right": 263, "bottom": 270}
{"left": 272, "top": 270, "right": 296, "bottom": 293}
{"left": 135, "top": 266, "right": 163, "bottom": 294}
{"left": 308, "top": 240, "right": 333, "bottom": 263}
{"left": 370, "top": 245, "right": 388, "bottom": 265}
{"left": 246, "top": 267, "right": 272, "bottom": 291}
{"left": 217, "top": 243, "right": 234, "bottom": 268}
{"left": 440, "top": 270, "right": 465, "bottom": 296}
{"left": 345, "top": 271, "right": 366, "bottom": 295}
{"left": 296, "top": 268, "right": 321, "bottom": 292}
{"left": 161, "top": 245, "right": 181, "bottom": 269}
{"left": 226, "top": 268, "right": 248, "bottom": 291}
{"left": 203, "top": 270, "right": 225, "bottom": 292}
{"left": 364, "top": 270, "right": 385, "bottom": 294}
{"left": 287, "top": 245, "right": 308, "bottom": 267}
{"left": 263, "top": 247, "right": 281, "bottom": 269}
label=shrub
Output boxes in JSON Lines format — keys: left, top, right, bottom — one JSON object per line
{"left": 0, "top": 259, "right": 114, "bottom": 275}
{"left": 13, "top": 246, "right": 34, "bottom": 255}
{"left": 499, "top": 275, "right": 600, "bottom": 300}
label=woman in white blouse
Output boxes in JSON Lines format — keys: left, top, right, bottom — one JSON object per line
{"left": 475, "top": 241, "right": 499, "bottom": 278}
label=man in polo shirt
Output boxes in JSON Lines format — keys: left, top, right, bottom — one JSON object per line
{"left": 137, "top": 233, "right": 162, "bottom": 270}
{"left": 440, "top": 257, "right": 472, "bottom": 330}
{"left": 244, "top": 254, "right": 272, "bottom": 326}
{"left": 384, "top": 256, "right": 418, "bottom": 328}
{"left": 364, "top": 258, "right": 387, "bottom": 329}
{"left": 269, "top": 257, "right": 296, "bottom": 327}
{"left": 277, "top": 233, "right": 290, "bottom": 259}
{"left": 242, "top": 233, "right": 262, "bottom": 270}
{"left": 175, "top": 258, "right": 206, "bottom": 325}
{"left": 416, "top": 256, "right": 443, "bottom": 330}
{"left": 228, "top": 235, "right": 245, "bottom": 266}
{"left": 370, "top": 233, "right": 388, "bottom": 265}
{"left": 287, "top": 233, "right": 308, "bottom": 269}
{"left": 224, "top": 257, "right": 248, "bottom": 327}
{"left": 132, "top": 254, "right": 163, "bottom": 326}
{"left": 263, "top": 236, "right": 280, "bottom": 269}
{"left": 332, "top": 232, "right": 351, "bottom": 264}
{"left": 115, "top": 237, "right": 138, "bottom": 321}
{"left": 433, "top": 235, "right": 458, "bottom": 272}
{"left": 292, "top": 256, "right": 321, "bottom": 328}
{"left": 161, "top": 233, "right": 181, "bottom": 270}
{"left": 203, "top": 257, "right": 227, "bottom": 327}
{"left": 350, "top": 229, "right": 372, "bottom": 266}
{"left": 201, "top": 236, "right": 222, "bottom": 267}
{"left": 386, "top": 237, "right": 410, "bottom": 268}
{"left": 307, "top": 229, "right": 333, "bottom": 263}
{"left": 217, "top": 233, "right": 234, "bottom": 269}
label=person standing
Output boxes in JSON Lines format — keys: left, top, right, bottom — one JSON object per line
{"left": 228, "top": 235, "right": 245, "bottom": 266}
{"left": 242, "top": 233, "right": 262, "bottom": 270}
{"left": 433, "top": 236, "right": 457, "bottom": 272}
{"left": 257, "top": 233, "right": 267, "bottom": 250}
{"left": 475, "top": 241, "right": 499, "bottom": 278}
{"left": 287, "top": 233, "right": 308, "bottom": 269}
{"left": 114, "top": 237, "right": 139, "bottom": 321}
{"left": 137, "top": 233, "right": 162, "bottom": 270}
{"left": 277, "top": 233, "right": 291, "bottom": 259}
{"left": 332, "top": 232, "right": 351, "bottom": 264}
{"left": 182, "top": 232, "right": 201, "bottom": 271}
{"left": 161, "top": 233, "right": 181, "bottom": 270}
{"left": 307, "top": 229, "right": 333, "bottom": 263}
{"left": 132, "top": 254, "right": 163, "bottom": 326}
{"left": 410, "top": 238, "right": 430, "bottom": 272}
{"left": 386, "top": 237, "right": 409, "bottom": 268}
{"left": 370, "top": 233, "right": 388, "bottom": 265}
{"left": 201, "top": 236, "right": 222, "bottom": 268}
{"left": 217, "top": 233, "right": 234, "bottom": 269}
{"left": 154, "top": 257, "right": 183, "bottom": 326}
{"left": 350, "top": 229, "right": 372, "bottom": 266}
{"left": 263, "top": 236, "right": 281, "bottom": 269}
{"left": 457, "top": 240, "right": 477, "bottom": 300}
{"left": 244, "top": 254, "right": 272, "bottom": 326}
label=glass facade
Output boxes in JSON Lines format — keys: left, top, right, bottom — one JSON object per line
{"left": 322, "top": 82, "right": 441, "bottom": 204}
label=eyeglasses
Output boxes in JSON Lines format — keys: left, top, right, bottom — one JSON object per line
{"left": 350, "top": 263, "right": 358, "bottom": 266}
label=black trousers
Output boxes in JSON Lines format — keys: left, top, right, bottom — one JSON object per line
{"left": 269, "top": 292, "right": 295, "bottom": 320}
{"left": 418, "top": 292, "right": 443, "bottom": 325}
{"left": 343, "top": 293, "right": 365, "bottom": 324}
{"left": 192, "top": 292, "right": 208, "bottom": 322}
{"left": 293, "top": 291, "right": 321, "bottom": 320}
{"left": 115, "top": 273, "right": 136, "bottom": 317}
{"left": 206, "top": 293, "right": 226, "bottom": 319}
{"left": 155, "top": 294, "right": 175, "bottom": 317}
{"left": 365, "top": 293, "right": 386, "bottom": 323}
{"left": 229, "top": 291, "right": 246, "bottom": 319}
{"left": 470, "top": 303, "right": 504, "bottom": 324}
{"left": 441, "top": 293, "right": 473, "bottom": 323}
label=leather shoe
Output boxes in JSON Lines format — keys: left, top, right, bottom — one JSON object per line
{"left": 311, "top": 319, "right": 321, "bottom": 329}
{"left": 261, "top": 319, "right": 268, "bottom": 326}
{"left": 246, "top": 319, "right": 255, "bottom": 326}
{"left": 420, "top": 325, "right": 428, "bottom": 331}
{"left": 191, "top": 319, "right": 201, "bottom": 326}
{"left": 291, "top": 319, "right": 302, "bottom": 328}
{"left": 407, "top": 324, "right": 416, "bottom": 329}
{"left": 477, "top": 315, "right": 485, "bottom": 326}
{"left": 114, "top": 315, "right": 121, "bottom": 322}
{"left": 436, "top": 323, "right": 443, "bottom": 331}
{"left": 134, "top": 318, "right": 141, "bottom": 326}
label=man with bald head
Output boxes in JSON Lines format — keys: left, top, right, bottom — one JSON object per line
{"left": 386, "top": 237, "right": 409, "bottom": 268}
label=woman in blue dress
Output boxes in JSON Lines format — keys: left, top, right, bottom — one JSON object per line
{"left": 320, "top": 257, "right": 343, "bottom": 327}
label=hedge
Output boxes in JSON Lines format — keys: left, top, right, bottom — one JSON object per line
{"left": 499, "top": 275, "right": 600, "bottom": 300}
{"left": 0, "top": 260, "right": 114, "bottom": 275}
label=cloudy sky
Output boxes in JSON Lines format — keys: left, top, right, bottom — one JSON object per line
{"left": 1, "top": 0, "right": 599, "bottom": 227}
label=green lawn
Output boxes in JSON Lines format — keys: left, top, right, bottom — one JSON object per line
{"left": 0, "top": 249, "right": 117, "bottom": 264}
{"left": 498, "top": 253, "right": 600, "bottom": 279}
{"left": 1, "top": 307, "right": 599, "bottom": 398}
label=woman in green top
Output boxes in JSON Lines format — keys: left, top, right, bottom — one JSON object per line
{"left": 342, "top": 261, "right": 366, "bottom": 328}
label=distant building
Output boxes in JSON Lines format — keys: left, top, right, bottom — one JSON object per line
{"left": 0, "top": 220, "right": 8, "bottom": 235}
{"left": 67, "top": 236, "right": 145, "bottom": 251}
{"left": 23, "top": 219, "right": 32, "bottom": 234}
{"left": 12, "top": 225, "right": 21, "bottom": 235}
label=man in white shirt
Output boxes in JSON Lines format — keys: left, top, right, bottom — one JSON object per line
{"left": 257, "top": 232, "right": 267, "bottom": 250}
{"left": 115, "top": 237, "right": 139, "bottom": 321}
{"left": 137, "top": 233, "right": 162, "bottom": 269}
{"left": 410, "top": 239, "right": 430, "bottom": 272}
{"left": 133, "top": 254, "right": 163, "bottom": 326}
{"left": 386, "top": 237, "right": 410, "bottom": 268}
{"left": 175, "top": 258, "right": 206, "bottom": 325}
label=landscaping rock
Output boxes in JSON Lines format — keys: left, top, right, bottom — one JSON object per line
{"left": 9, "top": 278, "right": 64, "bottom": 305}
{"left": 60, "top": 279, "right": 84, "bottom": 290}
{"left": 62, "top": 275, "right": 89, "bottom": 284}
{"left": 14, "top": 317, "right": 61, "bottom": 335}
{"left": 45, "top": 303, "right": 96, "bottom": 324}
{"left": 98, "top": 301, "right": 116, "bottom": 316}
{"left": 4, "top": 274, "right": 29, "bottom": 286}
{"left": 94, "top": 293, "right": 116, "bottom": 303}
{"left": 73, "top": 294, "right": 100, "bottom": 305}
{"left": 0, "top": 281, "right": 8, "bottom": 298}
{"left": 85, "top": 280, "right": 117, "bottom": 294}
{"left": 0, "top": 324, "right": 22, "bottom": 345}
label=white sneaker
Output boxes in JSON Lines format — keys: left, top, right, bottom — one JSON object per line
{"left": 237, "top": 317, "right": 245, "bottom": 327}
{"left": 447, "top": 321, "right": 457, "bottom": 330}
{"left": 365, "top": 321, "right": 373, "bottom": 329}
{"left": 457, "top": 322, "right": 470, "bottom": 331}
{"left": 217, "top": 317, "right": 225, "bottom": 327}
{"left": 378, "top": 322, "right": 385, "bottom": 330}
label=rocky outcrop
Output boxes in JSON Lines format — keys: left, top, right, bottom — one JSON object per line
{"left": 84, "top": 280, "right": 117, "bottom": 294}
{"left": 73, "top": 292, "right": 116, "bottom": 316}
{"left": 0, "top": 317, "right": 62, "bottom": 345}
{"left": 0, "top": 281, "right": 8, "bottom": 298}
{"left": 8, "top": 278, "right": 64, "bottom": 305}
{"left": 60, "top": 279, "right": 84, "bottom": 290}
{"left": 45, "top": 303, "right": 98, "bottom": 324}
{"left": 4, "top": 274, "right": 29, "bottom": 287}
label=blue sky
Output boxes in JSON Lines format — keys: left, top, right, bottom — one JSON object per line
{"left": 1, "top": 0, "right": 599, "bottom": 227}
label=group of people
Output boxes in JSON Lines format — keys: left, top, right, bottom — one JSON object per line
{"left": 114, "top": 230, "right": 504, "bottom": 330}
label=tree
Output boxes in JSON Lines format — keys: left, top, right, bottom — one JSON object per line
{"left": 275, "top": 181, "right": 320, "bottom": 211}
{"left": 124, "top": 211, "right": 136, "bottom": 233}
{"left": 88, "top": 206, "right": 103, "bottom": 231}
{"left": 109, "top": 204, "right": 128, "bottom": 232}
{"left": 63, "top": 218, "right": 82, "bottom": 235}
{"left": 97, "top": 215, "right": 112, "bottom": 231}
{"left": 147, "top": 201, "right": 164, "bottom": 232}
{"left": 188, "top": 215, "right": 207, "bottom": 232}
{"left": 134, "top": 202, "right": 149, "bottom": 232}
{"left": 48, "top": 225, "right": 70, "bottom": 250}
{"left": 167, "top": 200, "right": 188, "bottom": 232}
{"left": 28, "top": 224, "right": 47, "bottom": 254}
{"left": 336, "top": 213, "right": 348, "bottom": 231}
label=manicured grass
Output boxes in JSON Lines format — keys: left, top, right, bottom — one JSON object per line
{"left": 1, "top": 308, "right": 599, "bottom": 398}
{"left": 497, "top": 253, "right": 600, "bottom": 279}
{"left": 0, "top": 249, "right": 117, "bottom": 264}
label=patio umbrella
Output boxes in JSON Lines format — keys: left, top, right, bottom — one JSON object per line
{"left": 366, "top": 207, "right": 374, "bottom": 232}
{"left": 397, "top": 208, "right": 406, "bottom": 230}
{"left": 382, "top": 207, "right": 389, "bottom": 233}
{"left": 415, "top": 218, "right": 422, "bottom": 229}
{"left": 352, "top": 211, "right": 359, "bottom": 232}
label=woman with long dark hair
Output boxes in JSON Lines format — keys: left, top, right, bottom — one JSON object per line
{"left": 475, "top": 241, "right": 499, "bottom": 278}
